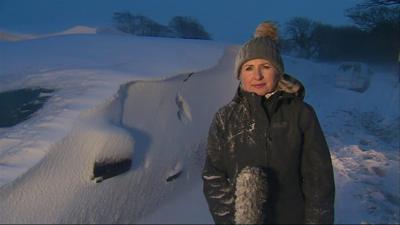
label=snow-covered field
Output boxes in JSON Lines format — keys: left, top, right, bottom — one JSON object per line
{"left": 0, "top": 30, "right": 398, "bottom": 224}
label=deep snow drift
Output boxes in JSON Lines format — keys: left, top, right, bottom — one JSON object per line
{"left": 0, "top": 33, "right": 226, "bottom": 187}
{"left": 0, "top": 31, "right": 398, "bottom": 224}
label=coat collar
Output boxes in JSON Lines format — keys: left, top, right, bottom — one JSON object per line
{"left": 232, "top": 73, "right": 305, "bottom": 119}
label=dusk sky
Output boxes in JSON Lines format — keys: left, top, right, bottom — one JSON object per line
{"left": 0, "top": 0, "right": 361, "bottom": 43}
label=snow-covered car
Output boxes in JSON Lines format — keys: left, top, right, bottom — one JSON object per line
{"left": 335, "top": 62, "right": 373, "bottom": 93}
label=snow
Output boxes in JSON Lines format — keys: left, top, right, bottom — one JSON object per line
{"left": 0, "top": 25, "right": 103, "bottom": 42}
{"left": 0, "top": 33, "right": 226, "bottom": 188}
{"left": 52, "top": 25, "right": 97, "bottom": 35}
{"left": 0, "top": 29, "right": 399, "bottom": 224}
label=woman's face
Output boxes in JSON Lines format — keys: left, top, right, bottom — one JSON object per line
{"left": 239, "top": 58, "right": 281, "bottom": 96}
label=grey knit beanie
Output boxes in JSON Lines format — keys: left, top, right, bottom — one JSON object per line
{"left": 234, "top": 22, "right": 284, "bottom": 79}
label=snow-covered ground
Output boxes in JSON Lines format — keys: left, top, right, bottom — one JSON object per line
{"left": 0, "top": 32, "right": 226, "bottom": 187}
{"left": 0, "top": 29, "right": 398, "bottom": 224}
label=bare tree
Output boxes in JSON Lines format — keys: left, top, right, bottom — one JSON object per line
{"left": 113, "top": 13, "right": 210, "bottom": 39}
{"left": 169, "top": 16, "right": 211, "bottom": 40}
{"left": 285, "top": 17, "right": 318, "bottom": 58}
{"left": 113, "top": 12, "right": 172, "bottom": 37}
{"left": 346, "top": 0, "right": 400, "bottom": 81}
{"left": 346, "top": 6, "right": 400, "bottom": 30}
{"left": 113, "top": 12, "right": 135, "bottom": 34}
{"left": 357, "top": 0, "right": 400, "bottom": 8}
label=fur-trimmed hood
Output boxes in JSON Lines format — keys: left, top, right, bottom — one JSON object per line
{"left": 276, "top": 73, "right": 305, "bottom": 100}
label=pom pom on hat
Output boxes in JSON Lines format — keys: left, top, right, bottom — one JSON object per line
{"left": 254, "top": 21, "right": 278, "bottom": 41}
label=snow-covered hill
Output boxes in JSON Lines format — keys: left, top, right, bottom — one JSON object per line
{"left": 0, "top": 31, "right": 398, "bottom": 224}
{"left": 0, "top": 33, "right": 226, "bottom": 187}
{"left": 0, "top": 26, "right": 99, "bottom": 42}
{"left": 0, "top": 25, "right": 162, "bottom": 43}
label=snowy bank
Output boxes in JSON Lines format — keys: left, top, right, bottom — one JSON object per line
{"left": 0, "top": 41, "right": 238, "bottom": 223}
{"left": 0, "top": 34, "right": 226, "bottom": 187}
{"left": 0, "top": 31, "right": 398, "bottom": 224}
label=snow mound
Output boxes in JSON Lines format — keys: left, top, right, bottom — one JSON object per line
{"left": 0, "top": 44, "right": 237, "bottom": 223}
{"left": 0, "top": 35, "right": 226, "bottom": 187}
{"left": 0, "top": 34, "right": 226, "bottom": 92}
{"left": 0, "top": 25, "right": 97, "bottom": 42}
{"left": 76, "top": 96, "right": 134, "bottom": 166}
{"left": 332, "top": 145, "right": 399, "bottom": 224}
{"left": 54, "top": 25, "right": 97, "bottom": 35}
{"left": 332, "top": 145, "right": 388, "bottom": 181}
{"left": 0, "top": 30, "right": 35, "bottom": 41}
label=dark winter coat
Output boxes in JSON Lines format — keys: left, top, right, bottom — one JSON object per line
{"left": 202, "top": 73, "right": 335, "bottom": 224}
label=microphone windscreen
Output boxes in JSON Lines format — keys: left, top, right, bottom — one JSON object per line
{"left": 234, "top": 166, "right": 268, "bottom": 224}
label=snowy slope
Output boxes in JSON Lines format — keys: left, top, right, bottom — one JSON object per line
{"left": 0, "top": 37, "right": 235, "bottom": 223}
{"left": 0, "top": 31, "right": 399, "bottom": 224}
{"left": 0, "top": 33, "right": 226, "bottom": 187}
{"left": 0, "top": 26, "right": 99, "bottom": 42}
{"left": 0, "top": 33, "right": 226, "bottom": 91}
{"left": 283, "top": 57, "right": 400, "bottom": 223}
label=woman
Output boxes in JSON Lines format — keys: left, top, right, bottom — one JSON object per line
{"left": 202, "top": 22, "right": 335, "bottom": 224}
